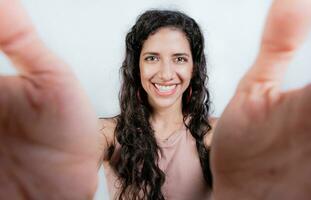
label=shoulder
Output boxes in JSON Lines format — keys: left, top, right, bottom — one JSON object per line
{"left": 209, "top": 117, "right": 218, "bottom": 129}
{"left": 98, "top": 117, "right": 117, "bottom": 133}
{"left": 98, "top": 117, "right": 118, "bottom": 161}
{"left": 203, "top": 117, "right": 218, "bottom": 148}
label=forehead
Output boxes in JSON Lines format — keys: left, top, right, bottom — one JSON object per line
{"left": 141, "top": 27, "right": 191, "bottom": 54}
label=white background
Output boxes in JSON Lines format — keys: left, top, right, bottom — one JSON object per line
{"left": 0, "top": 1, "right": 310, "bottom": 199}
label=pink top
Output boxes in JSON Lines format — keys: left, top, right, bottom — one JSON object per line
{"left": 104, "top": 125, "right": 212, "bottom": 200}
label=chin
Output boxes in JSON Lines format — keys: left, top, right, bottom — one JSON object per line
{"left": 149, "top": 96, "right": 181, "bottom": 110}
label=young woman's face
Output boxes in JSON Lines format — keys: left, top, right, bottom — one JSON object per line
{"left": 139, "top": 27, "right": 193, "bottom": 111}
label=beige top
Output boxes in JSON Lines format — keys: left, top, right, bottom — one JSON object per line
{"left": 104, "top": 125, "right": 212, "bottom": 200}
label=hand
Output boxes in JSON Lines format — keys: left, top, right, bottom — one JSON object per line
{"left": 211, "top": 0, "right": 311, "bottom": 199}
{"left": 0, "top": 0, "right": 100, "bottom": 199}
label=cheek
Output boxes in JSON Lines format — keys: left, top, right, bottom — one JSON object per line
{"left": 139, "top": 65, "right": 155, "bottom": 90}
{"left": 139, "top": 71, "right": 147, "bottom": 90}
{"left": 177, "top": 67, "right": 193, "bottom": 83}
{"left": 140, "top": 67, "right": 150, "bottom": 82}
{"left": 140, "top": 64, "right": 157, "bottom": 81}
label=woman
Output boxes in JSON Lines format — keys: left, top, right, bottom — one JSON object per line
{"left": 99, "top": 10, "right": 216, "bottom": 200}
{"left": 1, "top": 0, "right": 311, "bottom": 199}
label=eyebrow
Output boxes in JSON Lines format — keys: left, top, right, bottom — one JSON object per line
{"left": 173, "top": 53, "right": 190, "bottom": 57}
{"left": 142, "top": 52, "right": 159, "bottom": 56}
{"left": 142, "top": 52, "right": 190, "bottom": 57}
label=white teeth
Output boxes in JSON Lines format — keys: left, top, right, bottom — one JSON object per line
{"left": 154, "top": 84, "right": 176, "bottom": 92}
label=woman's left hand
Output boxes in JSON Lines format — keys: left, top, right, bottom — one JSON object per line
{"left": 211, "top": 0, "right": 311, "bottom": 199}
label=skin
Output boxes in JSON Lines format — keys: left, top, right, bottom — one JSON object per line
{"left": 211, "top": 0, "right": 311, "bottom": 199}
{"left": 0, "top": 0, "right": 101, "bottom": 199}
{"left": 139, "top": 27, "right": 194, "bottom": 140}
{"left": 100, "top": 28, "right": 204, "bottom": 198}
{"left": 0, "top": 0, "right": 311, "bottom": 199}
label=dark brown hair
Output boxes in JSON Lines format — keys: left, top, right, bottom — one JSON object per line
{"left": 112, "top": 9, "right": 212, "bottom": 200}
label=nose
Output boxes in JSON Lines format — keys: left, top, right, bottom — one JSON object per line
{"left": 159, "top": 60, "right": 174, "bottom": 81}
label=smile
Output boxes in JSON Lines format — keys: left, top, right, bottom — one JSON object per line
{"left": 153, "top": 83, "right": 178, "bottom": 96}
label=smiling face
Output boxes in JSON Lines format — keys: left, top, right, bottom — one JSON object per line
{"left": 139, "top": 27, "right": 193, "bottom": 111}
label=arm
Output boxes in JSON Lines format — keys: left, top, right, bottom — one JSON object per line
{"left": 204, "top": 117, "right": 218, "bottom": 147}
{"left": 211, "top": 0, "right": 311, "bottom": 199}
{"left": 98, "top": 117, "right": 117, "bottom": 164}
{"left": 0, "top": 0, "right": 100, "bottom": 199}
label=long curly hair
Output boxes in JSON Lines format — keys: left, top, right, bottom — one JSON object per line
{"left": 110, "top": 9, "right": 212, "bottom": 200}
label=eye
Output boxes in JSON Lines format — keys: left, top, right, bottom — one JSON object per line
{"left": 144, "top": 55, "right": 159, "bottom": 62}
{"left": 175, "top": 56, "right": 188, "bottom": 63}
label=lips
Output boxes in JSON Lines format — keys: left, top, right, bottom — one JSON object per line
{"left": 153, "top": 83, "right": 178, "bottom": 96}
{"left": 154, "top": 84, "right": 176, "bottom": 92}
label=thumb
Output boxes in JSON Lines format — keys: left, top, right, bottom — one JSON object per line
{"left": 240, "top": 0, "right": 311, "bottom": 92}
{"left": 0, "top": 0, "right": 69, "bottom": 75}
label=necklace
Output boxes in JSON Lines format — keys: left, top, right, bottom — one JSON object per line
{"left": 156, "top": 122, "right": 184, "bottom": 142}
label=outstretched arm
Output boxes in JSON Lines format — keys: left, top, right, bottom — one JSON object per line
{"left": 211, "top": 0, "right": 311, "bottom": 199}
{"left": 0, "top": 0, "right": 101, "bottom": 199}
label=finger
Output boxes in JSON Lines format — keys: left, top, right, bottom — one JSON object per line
{"left": 0, "top": 0, "right": 69, "bottom": 75}
{"left": 240, "top": 0, "right": 311, "bottom": 91}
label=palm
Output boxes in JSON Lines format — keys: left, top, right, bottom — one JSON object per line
{"left": 211, "top": 0, "right": 311, "bottom": 199}
{"left": 0, "top": 1, "right": 100, "bottom": 199}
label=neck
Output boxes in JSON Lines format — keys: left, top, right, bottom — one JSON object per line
{"left": 150, "top": 101, "right": 184, "bottom": 139}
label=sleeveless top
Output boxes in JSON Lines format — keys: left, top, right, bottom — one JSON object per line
{"left": 103, "top": 125, "right": 212, "bottom": 200}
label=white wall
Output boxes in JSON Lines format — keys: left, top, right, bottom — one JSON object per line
{"left": 1, "top": 1, "right": 310, "bottom": 199}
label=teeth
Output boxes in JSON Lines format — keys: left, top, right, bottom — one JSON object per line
{"left": 154, "top": 84, "right": 176, "bottom": 92}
